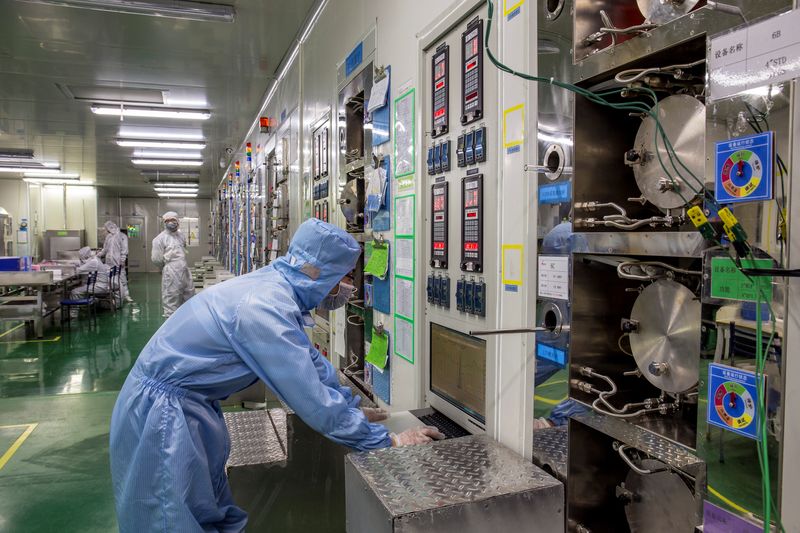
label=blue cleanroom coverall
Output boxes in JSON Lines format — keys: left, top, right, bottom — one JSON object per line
{"left": 110, "top": 219, "right": 391, "bottom": 532}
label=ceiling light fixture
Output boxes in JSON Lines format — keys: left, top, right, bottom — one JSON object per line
{"left": 23, "top": 172, "right": 80, "bottom": 179}
{"left": 0, "top": 166, "right": 60, "bottom": 173}
{"left": 14, "top": 0, "right": 235, "bottom": 23}
{"left": 0, "top": 148, "right": 35, "bottom": 160}
{"left": 92, "top": 104, "right": 211, "bottom": 120}
{"left": 140, "top": 170, "right": 200, "bottom": 178}
{"left": 117, "top": 139, "right": 206, "bottom": 149}
{"left": 153, "top": 187, "right": 199, "bottom": 194}
{"left": 24, "top": 178, "right": 94, "bottom": 186}
{"left": 151, "top": 182, "right": 199, "bottom": 188}
{"left": 119, "top": 129, "right": 204, "bottom": 140}
{"left": 132, "top": 159, "right": 203, "bottom": 167}
{"left": 133, "top": 150, "right": 202, "bottom": 159}
{"left": 157, "top": 192, "right": 198, "bottom": 198}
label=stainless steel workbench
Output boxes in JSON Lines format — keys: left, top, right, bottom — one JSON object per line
{"left": 0, "top": 270, "right": 80, "bottom": 337}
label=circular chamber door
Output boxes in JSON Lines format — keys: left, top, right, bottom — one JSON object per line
{"left": 632, "top": 94, "right": 706, "bottom": 211}
{"left": 629, "top": 279, "right": 700, "bottom": 393}
{"left": 637, "top": 0, "right": 699, "bottom": 24}
{"left": 624, "top": 459, "right": 697, "bottom": 533}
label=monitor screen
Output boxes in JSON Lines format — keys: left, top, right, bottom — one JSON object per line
{"left": 430, "top": 323, "right": 486, "bottom": 422}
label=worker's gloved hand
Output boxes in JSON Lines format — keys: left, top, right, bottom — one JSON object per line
{"left": 390, "top": 426, "right": 445, "bottom": 447}
{"left": 532, "top": 417, "right": 554, "bottom": 430}
{"left": 362, "top": 407, "right": 389, "bottom": 422}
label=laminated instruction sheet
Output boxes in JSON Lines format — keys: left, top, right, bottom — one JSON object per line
{"left": 365, "top": 328, "right": 389, "bottom": 370}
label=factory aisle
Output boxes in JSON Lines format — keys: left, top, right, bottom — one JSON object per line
{"left": 0, "top": 273, "right": 165, "bottom": 532}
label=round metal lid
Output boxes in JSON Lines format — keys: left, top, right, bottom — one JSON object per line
{"left": 632, "top": 94, "right": 705, "bottom": 211}
{"left": 629, "top": 279, "right": 700, "bottom": 392}
{"left": 340, "top": 179, "right": 360, "bottom": 224}
{"left": 625, "top": 459, "right": 697, "bottom": 532}
{"left": 637, "top": 0, "right": 699, "bottom": 24}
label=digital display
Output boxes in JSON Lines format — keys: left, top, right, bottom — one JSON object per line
{"left": 435, "top": 59, "right": 446, "bottom": 79}
{"left": 434, "top": 242, "right": 445, "bottom": 250}
{"left": 465, "top": 59, "right": 477, "bottom": 72}
{"left": 433, "top": 194, "right": 445, "bottom": 211}
{"left": 464, "top": 242, "right": 479, "bottom": 251}
{"left": 466, "top": 211, "right": 477, "bottom": 219}
{"left": 434, "top": 108, "right": 446, "bottom": 118}
{"left": 465, "top": 37, "right": 478, "bottom": 57}
{"left": 435, "top": 79, "right": 445, "bottom": 90}
{"left": 465, "top": 189, "right": 479, "bottom": 208}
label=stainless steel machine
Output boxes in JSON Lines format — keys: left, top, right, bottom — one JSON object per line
{"left": 535, "top": 0, "right": 793, "bottom": 531}
{"left": 43, "top": 229, "right": 84, "bottom": 260}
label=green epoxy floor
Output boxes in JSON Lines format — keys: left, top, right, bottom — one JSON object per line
{"left": 0, "top": 272, "right": 164, "bottom": 533}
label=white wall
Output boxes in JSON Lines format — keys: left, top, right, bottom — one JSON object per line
{"left": 0, "top": 179, "right": 98, "bottom": 256}
{"left": 98, "top": 196, "right": 213, "bottom": 271}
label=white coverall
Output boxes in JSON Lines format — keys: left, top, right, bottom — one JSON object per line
{"left": 151, "top": 229, "right": 195, "bottom": 317}
{"left": 99, "top": 221, "right": 130, "bottom": 301}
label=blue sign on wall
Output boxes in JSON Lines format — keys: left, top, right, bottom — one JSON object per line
{"left": 715, "top": 131, "right": 773, "bottom": 204}
{"left": 536, "top": 342, "right": 566, "bottom": 367}
{"left": 707, "top": 363, "right": 762, "bottom": 440}
{"left": 539, "top": 181, "right": 571, "bottom": 205}
{"left": 345, "top": 41, "right": 363, "bottom": 78}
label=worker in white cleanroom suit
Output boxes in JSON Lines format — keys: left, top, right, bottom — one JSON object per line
{"left": 98, "top": 221, "right": 132, "bottom": 303}
{"left": 151, "top": 211, "right": 195, "bottom": 317}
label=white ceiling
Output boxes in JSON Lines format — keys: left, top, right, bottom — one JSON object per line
{"left": 0, "top": 0, "right": 316, "bottom": 196}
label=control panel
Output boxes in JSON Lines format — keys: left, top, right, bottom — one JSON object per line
{"left": 456, "top": 126, "right": 486, "bottom": 168}
{"left": 312, "top": 122, "right": 330, "bottom": 222}
{"left": 461, "top": 174, "right": 483, "bottom": 273}
{"left": 432, "top": 43, "right": 449, "bottom": 138}
{"left": 461, "top": 17, "right": 484, "bottom": 125}
{"left": 431, "top": 182, "right": 449, "bottom": 268}
{"left": 427, "top": 140, "right": 452, "bottom": 176}
{"left": 422, "top": 3, "right": 496, "bottom": 434}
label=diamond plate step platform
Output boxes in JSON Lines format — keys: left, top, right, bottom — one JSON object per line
{"left": 224, "top": 408, "right": 288, "bottom": 469}
{"left": 345, "top": 434, "right": 564, "bottom": 533}
{"left": 532, "top": 425, "right": 568, "bottom": 484}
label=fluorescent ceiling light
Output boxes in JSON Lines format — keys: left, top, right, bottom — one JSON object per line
{"left": 140, "top": 170, "right": 200, "bottom": 178}
{"left": 0, "top": 148, "right": 34, "bottom": 160}
{"left": 132, "top": 159, "right": 203, "bottom": 167}
{"left": 154, "top": 187, "right": 198, "bottom": 193}
{"left": 0, "top": 166, "right": 60, "bottom": 173}
{"left": 117, "top": 139, "right": 206, "bottom": 149}
{"left": 151, "top": 182, "right": 199, "bottom": 188}
{"left": 15, "top": 0, "right": 235, "bottom": 23}
{"left": 92, "top": 104, "right": 211, "bottom": 120}
{"left": 24, "top": 178, "right": 94, "bottom": 186}
{"left": 134, "top": 150, "right": 202, "bottom": 159}
{"left": 157, "top": 192, "right": 198, "bottom": 198}
{"left": 119, "top": 128, "right": 204, "bottom": 140}
{"left": 23, "top": 172, "right": 80, "bottom": 179}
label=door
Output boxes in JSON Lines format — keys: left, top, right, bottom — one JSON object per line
{"left": 123, "top": 216, "right": 147, "bottom": 272}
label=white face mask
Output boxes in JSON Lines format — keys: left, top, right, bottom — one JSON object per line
{"left": 319, "top": 282, "right": 356, "bottom": 310}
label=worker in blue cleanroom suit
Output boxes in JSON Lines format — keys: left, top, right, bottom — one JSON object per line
{"left": 110, "top": 219, "right": 442, "bottom": 532}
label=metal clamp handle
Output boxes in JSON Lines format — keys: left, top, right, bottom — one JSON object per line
{"left": 469, "top": 327, "right": 547, "bottom": 336}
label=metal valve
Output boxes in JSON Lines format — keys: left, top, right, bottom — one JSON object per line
{"left": 648, "top": 361, "right": 670, "bottom": 377}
